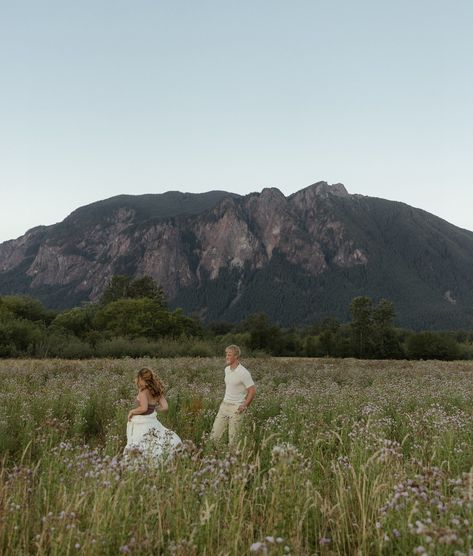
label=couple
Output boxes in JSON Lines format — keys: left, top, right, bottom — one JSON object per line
{"left": 124, "top": 345, "right": 256, "bottom": 458}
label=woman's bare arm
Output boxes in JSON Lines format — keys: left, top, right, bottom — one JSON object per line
{"left": 127, "top": 390, "right": 149, "bottom": 420}
{"left": 157, "top": 395, "right": 168, "bottom": 412}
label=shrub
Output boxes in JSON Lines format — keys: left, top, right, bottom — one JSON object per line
{"left": 406, "top": 331, "right": 461, "bottom": 360}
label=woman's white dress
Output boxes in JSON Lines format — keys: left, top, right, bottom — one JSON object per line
{"left": 125, "top": 412, "right": 181, "bottom": 459}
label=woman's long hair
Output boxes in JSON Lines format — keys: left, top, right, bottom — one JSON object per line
{"left": 136, "top": 367, "right": 165, "bottom": 399}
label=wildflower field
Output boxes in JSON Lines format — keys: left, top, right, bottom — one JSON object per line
{"left": 2, "top": 358, "right": 473, "bottom": 555}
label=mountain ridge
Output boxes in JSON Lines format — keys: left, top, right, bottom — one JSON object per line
{"left": 1, "top": 182, "right": 472, "bottom": 330}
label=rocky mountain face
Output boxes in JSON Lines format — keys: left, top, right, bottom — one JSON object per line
{"left": 1, "top": 183, "right": 473, "bottom": 329}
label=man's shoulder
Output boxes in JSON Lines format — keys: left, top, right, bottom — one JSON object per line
{"left": 236, "top": 363, "right": 251, "bottom": 374}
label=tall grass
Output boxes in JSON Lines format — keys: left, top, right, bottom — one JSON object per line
{"left": 1, "top": 358, "right": 473, "bottom": 554}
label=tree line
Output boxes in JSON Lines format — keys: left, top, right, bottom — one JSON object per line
{"left": 0, "top": 275, "right": 472, "bottom": 360}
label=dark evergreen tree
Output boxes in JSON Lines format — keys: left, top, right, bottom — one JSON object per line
{"left": 372, "top": 299, "right": 403, "bottom": 358}
{"left": 318, "top": 318, "right": 341, "bottom": 356}
{"left": 241, "top": 313, "right": 284, "bottom": 354}
{"left": 349, "top": 296, "right": 374, "bottom": 358}
{"left": 128, "top": 276, "right": 167, "bottom": 306}
{"left": 100, "top": 275, "right": 166, "bottom": 306}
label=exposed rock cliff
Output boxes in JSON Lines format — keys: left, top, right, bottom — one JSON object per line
{"left": 1, "top": 183, "right": 473, "bottom": 329}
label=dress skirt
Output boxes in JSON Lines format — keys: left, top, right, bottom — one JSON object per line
{"left": 125, "top": 413, "right": 181, "bottom": 459}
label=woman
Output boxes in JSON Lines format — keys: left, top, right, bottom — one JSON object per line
{"left": 124, "top": 367, "right": 181, "bottom": 459}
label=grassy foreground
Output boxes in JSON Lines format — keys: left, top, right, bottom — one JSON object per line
{"left": 1, "top": 357, "right": 473, "bottom": 555}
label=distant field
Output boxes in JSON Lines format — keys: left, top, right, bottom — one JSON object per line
{"left": 1, "top": 357, "right": 473, "bottom": 555}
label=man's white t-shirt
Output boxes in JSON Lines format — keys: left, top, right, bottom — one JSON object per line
{"left": 223, "top": 363, "right": 255, "bottom": 404}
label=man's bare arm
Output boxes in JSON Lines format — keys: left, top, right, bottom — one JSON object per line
{"left": 238, "top": 385, "right": 256, "bottom": 413}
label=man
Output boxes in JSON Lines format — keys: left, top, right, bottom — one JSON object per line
{"left": 210, "top": 344, "right": 256, "bottom": 446}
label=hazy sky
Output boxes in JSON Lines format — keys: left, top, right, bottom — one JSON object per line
{"left": 1, "top": 0, "right": 472, "bottom": 243}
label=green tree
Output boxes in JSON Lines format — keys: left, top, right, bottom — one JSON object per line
{"left": 1, "top": 295, "right": 54, "bottom": 324}
{"left": 51, "top": 305, "right": 97, "bottom": 338}
{"left": 304, "top": 335, "right": 320, "bottom": 357}
{"left": 241, "top": 313, "right": 283, "bottom": 354}
{"left": 100, "top": 276, "right": 131, "bottom": 305}
{"left": 406, "top": 331, "right": 461, "bottom": 360}
{"left": 349, "top": 296, "right": 374, "bottom": 358}
{"left": 94, "top": 298, "right": 169, "bottom": 338}
{"left": 207, "top": 321, "right": 235, "bottom": 336}
{"left": 318, "top": 318, "right": 341, "bottom": 356}
{"left": 100, "top": 275, "right": 166, "bottom": 306}
{"left": 372, "top": 299, "right": 403, "bottom": 358}
{"left": 128, "top": 276, "right": 167, "bottom": 306}
{"left": 0, "top": 318, "right": 45, "bottom": 356}
{"left": 94, "top": 298, "right": 202, "bottom": 339}
{"left": 168, "top": 309, "right": 203, "bottom": 338}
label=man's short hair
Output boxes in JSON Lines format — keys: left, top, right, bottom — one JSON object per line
{"left": 225, "top": 344, "right": 241, "bottom": 358}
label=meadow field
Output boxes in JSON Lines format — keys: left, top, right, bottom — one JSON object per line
{"left": 1, "top": 357, "right": 473, "bottom": 555}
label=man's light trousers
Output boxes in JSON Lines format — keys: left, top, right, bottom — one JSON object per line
{"left": 210, "top": 401, "right": 244, "bottom": 445}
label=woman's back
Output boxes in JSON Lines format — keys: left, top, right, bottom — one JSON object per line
{"left": 136, "top": 389, "right": 159, "bottom": 415}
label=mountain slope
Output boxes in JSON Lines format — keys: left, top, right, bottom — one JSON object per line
{"left": 1, "top": 183, "right": 472, "bottom": 329}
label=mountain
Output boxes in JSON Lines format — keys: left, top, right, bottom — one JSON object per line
{"left": 1, "top": 183, "right": 472, "bottom": 330}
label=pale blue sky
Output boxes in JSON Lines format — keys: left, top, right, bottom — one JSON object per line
{"left": 1, "top": 0, "right": 472, "bottom": 242}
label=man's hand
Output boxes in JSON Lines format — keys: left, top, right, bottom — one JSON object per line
{"left": 127, "top": 411, "right": 134, "bottom": 421}
{"left": 240, "top": 385, "right": 256, "bottom": 413}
